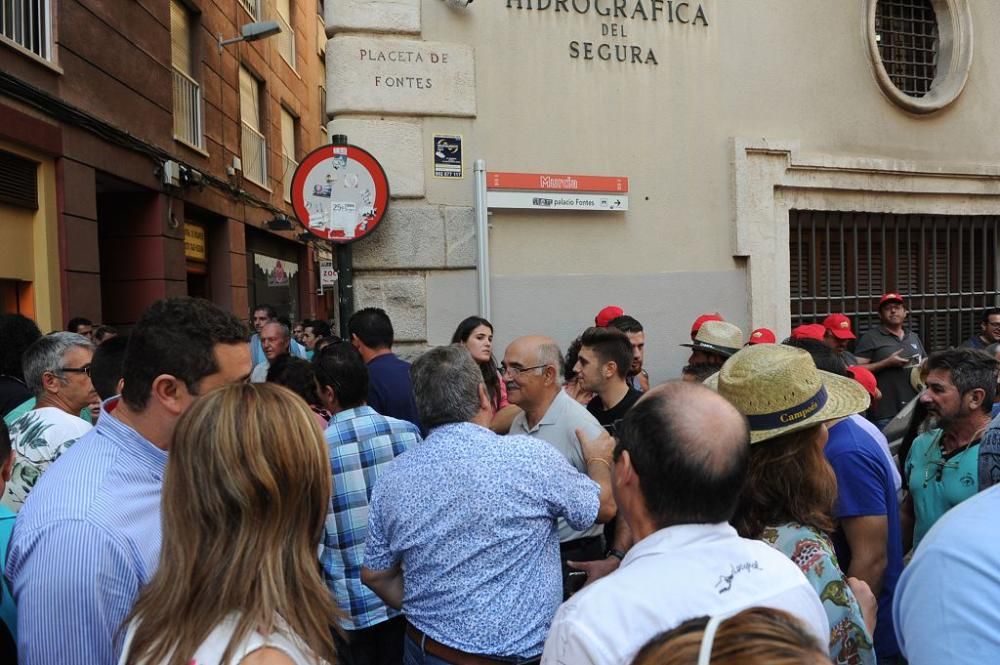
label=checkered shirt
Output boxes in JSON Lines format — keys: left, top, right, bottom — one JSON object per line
{"left": 321, "top": 405, "right": 421, "bottom": 630}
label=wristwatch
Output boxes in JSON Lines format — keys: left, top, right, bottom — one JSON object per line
{"left": 607, "top": 548, "right": 626, "bottom": 561}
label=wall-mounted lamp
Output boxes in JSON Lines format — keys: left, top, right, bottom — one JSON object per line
{"left": 218, "top": 21, "right": 282, "bottom": 53}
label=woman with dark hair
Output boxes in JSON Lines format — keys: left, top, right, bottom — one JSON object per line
{"left": 711, "top": 344, "right": 876, "bottom": 665}
{"left": 266, "top": 355, "right": 331, "bottom": 428}
{"left": 451, "top": 316, "right": 520, "bottom": 433}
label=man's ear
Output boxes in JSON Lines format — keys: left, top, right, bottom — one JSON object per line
{"left": 40, "top": 370, "right": 62, "bottom": 395}
{"left": 149, "top": 374, "right": 188, "bottom": 417}
{"left": 478, "top": 383, "right": 492, "bottom": 412}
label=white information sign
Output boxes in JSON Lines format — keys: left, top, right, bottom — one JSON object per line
{"left": 319, "top": 261, "right": 338, "bottom": 287}
{"left": 486, "top": 191, "right": 629, "bottom": 211}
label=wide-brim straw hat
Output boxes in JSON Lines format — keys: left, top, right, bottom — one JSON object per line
{"left": 681, "top": 320, "right": 743, "bottom": 358}
{"left": 704, "top": 344, "right": 870, "bottom": 444}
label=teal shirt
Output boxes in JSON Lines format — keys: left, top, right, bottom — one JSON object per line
{"left": 3, "top": 398, "right": 93, "bottom": 427}
{"left": 905, "top": 429, "right": 980, "bottom": 549}
{"left": 763, "top": 523, "right": 875, "bottom": 665}
{"left": 0, "top": 504, "right": 16, "bottom": 639}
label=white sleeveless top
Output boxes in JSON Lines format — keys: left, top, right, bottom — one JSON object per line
{"left": 118, "top": 614, "right": 327, "bottom": 665}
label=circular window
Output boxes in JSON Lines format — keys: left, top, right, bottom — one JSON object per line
{"left": 866, "top": 0, "right": 973, "bottom": 114}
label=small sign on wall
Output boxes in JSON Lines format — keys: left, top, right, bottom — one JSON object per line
{"left": 433, "top": 134, "right": 463, "bottom": 178}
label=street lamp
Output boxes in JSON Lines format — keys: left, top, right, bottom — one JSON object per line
{"left": 218, "top": 21, "right": 282, "bottom": 53}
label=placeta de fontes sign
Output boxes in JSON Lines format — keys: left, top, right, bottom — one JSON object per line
{"left": 505, "top": 0, "right": 709, "bottom": 66}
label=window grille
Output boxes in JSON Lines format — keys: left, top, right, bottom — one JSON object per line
{"left": 1, "top": 0, "right": 51, "bottom": 60}
{"left": 238, "top": 0, "right": 260, "bottom": 20}
{"left": 789, "top": 210, "right": 1000, "bottom": 353}
{"left": 875, "top": 0, "right": 938, "bottom": 97}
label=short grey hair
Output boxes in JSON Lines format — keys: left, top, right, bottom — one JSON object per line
{"left": 22, "top": 332, "right": 94, "bottom": 397}
{"left": 261, "top": 321, "right": 290, "bottom": 340}
{"left": 538, "top": 342, "right": 564, "bottom": 382}
{"left": 411, "top": 345, "right": 483, "bottom": 428}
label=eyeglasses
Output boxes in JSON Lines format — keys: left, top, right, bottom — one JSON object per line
{"left": 499, "top": 362, "right": 548, "bottom": 377}
{"left": 923, "top": 458, "right": 959, "bottom": 487}
{"left": 59, "top": 365, "right": 92, "bottom": 377}
{"left": 986, "top": 322, "right": 1000, "bottom": 329}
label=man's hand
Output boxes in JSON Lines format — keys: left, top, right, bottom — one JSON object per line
{"left": 576, "top": 428, "right": 615, "bottom": 463}
{"left": 847, "top": 576, "right": 878, "bottom": 637}
{"left": 567, "top": 557, "right": 620, "bottom": 587}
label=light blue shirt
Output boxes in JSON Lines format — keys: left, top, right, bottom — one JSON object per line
{"left": 894, "top": 483, "right": 1000, "bottom": 663}
{"left": 365, "top": 422, "right": 600, "bottom": 658}
{"left": 6, "top": 398, "right": 167, "bottom": 665}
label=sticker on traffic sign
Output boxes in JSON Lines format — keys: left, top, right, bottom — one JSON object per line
{"left": 291, "top": 144, "right": 390, "bottom": 244}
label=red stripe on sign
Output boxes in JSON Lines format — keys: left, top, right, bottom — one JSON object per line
{"left": 487, "top": 172, "right": 628, "bottom": 193}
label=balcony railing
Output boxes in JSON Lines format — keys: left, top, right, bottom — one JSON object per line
{"left": 241, "top": 121, "right": 267, "bottom": 187}
{"left": 172, "top": 68, "right": 204, "bottom": 150}
{"left": 1, "top": 0, "right": 51, "bottom": 60}
{"left": 238, "top": 0, "right": 259, "bottom": 20}
{"left": 275, "top": 12, "right": 295, "bottom": 69}
{"left": 282, "top": 154, "right": 299, "bottom": 202}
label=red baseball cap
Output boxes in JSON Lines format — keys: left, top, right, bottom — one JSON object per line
{"left": 847, "top": 365, "right": 879, "bottom": 400}
{"left": 823, "top": 313, "right": 856, "bottom": 340}
{"left": 691, "top": 313, "right": 724, "bottom": 335}
{"left": 879, "top": 292, "right": 905, "bottom": 307}
{"left": 595, "top": 305, "right": 625, "bottom": 327}
{"left": 791, "top": 324, "right": 826, "bottom": 341}
{"left": 747, "top": 328, "right": 776, "bottom": 345}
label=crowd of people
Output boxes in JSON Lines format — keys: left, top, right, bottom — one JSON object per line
{"left": 0, "top": 291, "right": 997, "bottom": 664}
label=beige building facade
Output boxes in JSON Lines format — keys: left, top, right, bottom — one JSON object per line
{"left": 325, "top": 0, "right": 999, "bottom": 379}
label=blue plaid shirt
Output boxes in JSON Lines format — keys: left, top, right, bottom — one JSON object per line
{"left": 321, "top": 406, "right": 421, "bottom": 630}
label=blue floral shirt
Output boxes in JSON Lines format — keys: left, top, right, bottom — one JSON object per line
{"left": 365, "top": 422, "right": 600, "bottom": 658}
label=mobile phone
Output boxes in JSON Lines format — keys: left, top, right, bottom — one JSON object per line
{"left": 566, "top": 570, "right": 588, "bottom": 595}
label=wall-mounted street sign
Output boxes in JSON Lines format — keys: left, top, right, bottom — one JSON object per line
{"left": 291, "top": 143, "right": 390, "bottom": 243}
{"left": 433, "top": 134, "right": 463, "bottom": 178}
{"left": 318, "top": 261, "right": 337, "bottom": 287}
{"left": 486, "top": 172, "right": 629, "bottom": 211}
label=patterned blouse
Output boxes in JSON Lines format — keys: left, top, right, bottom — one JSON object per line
{"left": 762, "top": 523, "right": 876, "bottom": 665}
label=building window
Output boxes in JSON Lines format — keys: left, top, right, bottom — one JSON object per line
{"left": 1, "top": 0, "right": 52, "bottom": 61}
{"left": 171, "top": 1, "right": 204, "bottom": 150}
{"left": 238, "top": 0, "right": 260, "bottom": 20}
{"left": 280, "top": 108, "right": 298, "bottom": 203}
{"left": 865, "top": 0, "right": 973, "bottom": 114}
{"left": 875, "top": 0, "right": 938, "bottom": 98}
{"left": 275, "top": 0, "right": 296, "bottom": 69}
{"left": 239, "top": 67, "right": 268, "bottom": 188}
{"left": 319, "top": 84, "right": 327, "bottom": 136}
{"left": 316, "top": 13, "right": 326, "bottom": 56}
{"left": 789, "top": 210, "right": 1000, "bottom": 352}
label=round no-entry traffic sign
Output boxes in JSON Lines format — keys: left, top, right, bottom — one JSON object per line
{"left": 291, "top": 143, "right": 390, "bottom": 244}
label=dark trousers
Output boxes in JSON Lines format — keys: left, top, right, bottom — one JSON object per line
{"left": 343, "top": 615, "right": 406, "bottom": 665}
{"left": 559, "top": 534, "right": 604, "bottom": 599}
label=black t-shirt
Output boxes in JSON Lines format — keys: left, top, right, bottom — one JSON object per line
{"left": 587, "top": 387, "right": 642, "bottom": 436}
{"left": 0, "top": 376, "right": 31, "bottom": 419}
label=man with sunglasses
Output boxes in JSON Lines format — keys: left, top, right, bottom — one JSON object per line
{"left": 960, "top": 308, "right": 1000, "bottom": 350}
{"left": 903, "top": 348, "right": 999, "bottom": 553}
{"left": 1, "top": 333, "right": 96, "bottom": 512}
{"left": 505, "top": 335, "right": 616, "bottom": 597}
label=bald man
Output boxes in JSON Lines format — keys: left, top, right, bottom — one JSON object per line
{"left": 505, "top": 336, "right": 616, "bottom": 595}
{"left": 542, "top": 383, "right": 828, "bottom": 665}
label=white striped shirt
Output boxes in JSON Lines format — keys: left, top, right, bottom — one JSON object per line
{"left": 6, "top": 398, "right": 166, "bottom": 665}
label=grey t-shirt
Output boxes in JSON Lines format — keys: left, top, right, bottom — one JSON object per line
{"left": 854, "top": 326, "right": 925, "bottom": 422}
{"left": 510, "top": 390, "right": 605, "bottom": 542}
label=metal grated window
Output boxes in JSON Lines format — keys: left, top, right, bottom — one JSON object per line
{"left": 875, "top": 0, "right": 939, "bottom": 97}
{"left": 789, "top": 211, "right": 1000, "bottom": 353}
{"left": 0, "top": 149, "right": 38, "bottom": 210}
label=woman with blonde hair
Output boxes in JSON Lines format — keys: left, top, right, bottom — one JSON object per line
{"left": 708, "top": 344, "right": 876, "bottom": 665}
{"left": 119, "top": 383, "right": 340, "bottom": 665}
{"left": 631, "top": 607, "right": 831, "bottom": 665}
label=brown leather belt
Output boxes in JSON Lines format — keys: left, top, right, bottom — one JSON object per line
{"left": 404, "top": 622, "right": 540, "bottom": 665}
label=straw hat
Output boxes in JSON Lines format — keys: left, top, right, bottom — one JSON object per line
{"left": 704, "top": 344, "right": 870, "bottom": 444}
{"left": 681, "top": 320, "right": 743, "bottom": 358}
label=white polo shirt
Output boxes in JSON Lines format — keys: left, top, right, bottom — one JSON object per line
{"left": 541, "top": 522, "right": 829, "bottom": 665}
{"left": 510, "top": 389, "right": 605, "bottom": 542}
